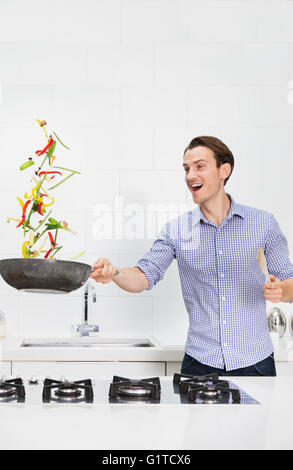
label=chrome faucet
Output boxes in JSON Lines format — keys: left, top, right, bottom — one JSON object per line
{"left": 73, "top": 280, "right": 99, "bottom": 336}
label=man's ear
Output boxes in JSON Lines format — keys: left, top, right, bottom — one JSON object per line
{"left": 221, "top": 163, "right": 231, "bottom": 180}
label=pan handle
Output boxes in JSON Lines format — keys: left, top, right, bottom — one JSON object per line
{"left": 90, "top": 267, "right": 119, "bottom": 275}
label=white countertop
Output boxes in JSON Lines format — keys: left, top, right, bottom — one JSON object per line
{"left": 0, "top": 376, "right": 292, "bottom": 450}
{"left": 1, "top": 335, "right": 293, "bottom": 362}
{"left": 0, "top": 336, "right": 185, "bottom": 362}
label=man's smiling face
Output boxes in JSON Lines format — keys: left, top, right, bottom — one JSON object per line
{"left": 183, "top": 146, "right": 230, "bottom": 204}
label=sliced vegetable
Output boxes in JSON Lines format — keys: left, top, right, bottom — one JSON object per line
{"left": 7, "top": 217, "right": 21, "bottom": 224}
{"left": 42, "top": 195, "right": 55, "bottom": 207}
{"left": 31, "top": 236, "right": 48, "bottom": 258}
{"left": 16, "top": 199, "right": 31, "bottom": 228}
{"left": 48, "top": 217, "right": 59, "bottom": 225}
{"left": 20, "top": 160, "right": 34, "bottom": 171}
{"left": 48, "top": 231, "right": 57, "bottom": 248}
{"left": 67, "top": 250, "right": 86, "bottom": 261}
{"left": 44, "top": 247, "right": 53, "bottom": 259}
{"left": 49, "top": 245, "right": 63, "bottom": 258}
{"left": 29, "top": 231, "right": 34, "bottom": 247}
{"left": 45, "top": 224, "right": 60, "bottom": 230}
{"left": 22, "top": 241, "right": 30, "bottom": 258}
{"left": 10, "top": 119, "right": 82, "bottom": 260}
{"left": 35, "top": 136, "right": 54, "bottom": 157}
{"left": 38, "top": 170, "right": 62, "bottom": 178}
{"left": 53, "top": 131, "right": 70, "bottom": 150}
{"left": 33, "top": 209, "right": 52, "bottom": 233}
{"left": 62, "top": 221, "right": 77, "bottom": 235}
{"left": 37, "top": 202, "right": 44, "bottom": 216}
{"left": 46, "top": 140, "right": 56, "bottom": 165}
{"left": 24, "top": 181, "right": 41, "bottom": 200}
{"left": 17, "top": 197, "right": 24, "bottom": 209}
{"left": 36, "top": 119, "right": 49, "bottom": 139}
{"left": 48, "top": 172, "right": 75, "bottom": 190}
{"left": 53, "top": 166, "right": 81, "bottom": 174}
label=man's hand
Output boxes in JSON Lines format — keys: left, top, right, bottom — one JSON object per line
{"left": 90, "top": 257, "right": 118, "bottom": 284}
{"left": 263, "top": 274, "right": 283, "bottom": 303}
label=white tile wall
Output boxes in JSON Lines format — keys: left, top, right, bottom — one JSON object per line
{"left": 187, "top": 86, "right": 293, "bottom": 127}
{"left": 259, "top": 0, "right": 293, "bottom": 42}
{"left": 96, "top": 296, "right": 153, "bottom": 336}
{"left": 0, "top": 0, "right": 293, "bottom": 345}
{"left": 153, "top": 296, "right": 189, "bottom": 346}
{"left": 187, "top": 1, "right": 259, "bottom": 43}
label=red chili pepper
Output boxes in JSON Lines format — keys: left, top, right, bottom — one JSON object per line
{"left": 35, "top": 137, "right": 54, "bottom": 156}
{"left": 37, "top": 202, "right": 44, "bottom": 216}
{"left": 16, "top": 199, "right": 31, "bottom": 228}
{"left": 38, "top": 171, "right": 62, "bottom": 178}
{"left": 44, "top": 248, "right": 53, "bottom": 259}
{"left": 48, "top": 231, "right": 57, "bottom": 248}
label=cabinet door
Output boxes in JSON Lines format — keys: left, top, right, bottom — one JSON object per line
{"left": 12, "top": 362, "right": 62, "bottom": 380}
{"left": 166, "top": 362, "right": 181, "bottom": 376}
{"left": 12, "top": 361, "right": 165, "bottom": 380}
{"left": 0, "top": 362, "right": 11, "bottom": 376}
{"left": 276, "top": 362, "right": 293, "bottom": 377}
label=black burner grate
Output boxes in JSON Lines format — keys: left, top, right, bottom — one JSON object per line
{"left": 0, "top": 378, "right": 25, "bottom": 402}
{"left": 109, "top": 376, "right": 161, "bottom": 400}
{"left": 173, "top": 372, "right": 241, "bottom": 404}
{"left": 42, "top": 378, "right": 94, "bottom": 403}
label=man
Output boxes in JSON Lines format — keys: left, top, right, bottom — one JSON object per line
{"left": 91, "top": 136, "right": 293, "bottom": 376}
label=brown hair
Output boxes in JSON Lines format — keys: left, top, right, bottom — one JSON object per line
{"left": 184, "top": 136, "right": 234, "bottom": 186}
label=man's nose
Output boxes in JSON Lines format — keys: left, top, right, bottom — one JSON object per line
{"left": 186, "top": 168, "right": 198, "bottom": 180}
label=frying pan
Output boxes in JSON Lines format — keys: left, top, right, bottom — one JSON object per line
{"left": 0, "top": 258, "right": 91, "bottom": 294}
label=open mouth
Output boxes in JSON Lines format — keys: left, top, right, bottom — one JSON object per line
{"left": 190, "top": 184, "right": 203, "bottom": 193}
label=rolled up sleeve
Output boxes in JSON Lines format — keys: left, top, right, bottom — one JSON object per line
{"left": 265, "top": 214, "right": 293, "bottom": 303}
{"left": 135, "top": 223, "right": 176, "bottom": 290}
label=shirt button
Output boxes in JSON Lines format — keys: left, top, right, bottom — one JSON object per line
{"left": 221, "top": 273, "right": 224, "bottom": 278}
{"left": 223, "top": 343, "right": 227, "bottom": 347}
{"left": 223, "top": 320, "right": 226, "bottom": 325}
{"left": 222, "top": 296, "right": 225, "bottom": 301}
{"left": 219, "top": 250, "right": 223, "bottom": 255}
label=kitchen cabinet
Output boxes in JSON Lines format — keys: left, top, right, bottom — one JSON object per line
{"left": 12, "top": 361, "right": 165, "bottom": 380}
{"left": 166, "top": 362, "right": 181, "bottom": 375}
{"left": 275, "top": 362, "right": 293, "bottom": 377}
{"left": 0, "top": 362, "right": 11, "bottom": 376}
{"left": 10, "top": 360, "right": 293, "bottom": 378}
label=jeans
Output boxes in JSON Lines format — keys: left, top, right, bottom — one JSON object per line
{"left": 181, "top": 352, "right": 276, "bottom": 377}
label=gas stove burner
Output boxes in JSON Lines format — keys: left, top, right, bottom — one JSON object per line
{"left": 117, "top": 382, "right": 152, "bottom": 397}
{"left": 173, "top": 372, "right": 226, "bottom": 393}
{"left": 109, "top": 376, "right": 161, "bottom": 401}
{"left": 0, "top": 384, "right": 16, "bottom": 398}
{"left": 173, "top": 372, "right": 241, "bottom": 404}
{"left": 54, "top": 384, "right": 82, "bottom": 399}
{"left": 199, "top": 385, "right": 221, "bottom": 398}
{"left": 42, "top": 378, "right": 94, "bottom": 403}
{"left": 173, "top": 372, "right": 219, "bottom": 385}
{"left": 188, "top": 382, "right": 241, "bottom": 404}
{"left": 0, "top": 378, "right": 25, "bottom": 402}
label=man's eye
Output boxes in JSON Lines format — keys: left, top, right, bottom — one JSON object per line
{"left": 184, "top": 168, "right": 189, "bottom": 173}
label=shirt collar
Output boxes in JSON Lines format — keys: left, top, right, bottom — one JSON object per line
{"left": 191, "top": 193, "right": 245, "bottom": 227}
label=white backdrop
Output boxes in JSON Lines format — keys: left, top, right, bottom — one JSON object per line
{"left": 0, "top": 0, "right": 293, "bottom": 343}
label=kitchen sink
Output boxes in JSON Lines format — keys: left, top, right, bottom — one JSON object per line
{"left": 21, "top": 338, "right": 154, "bottom": 348}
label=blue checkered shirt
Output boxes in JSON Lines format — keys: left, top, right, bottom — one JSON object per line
{"left": 136, "top": 194, "right": 293, "bottom": 371}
